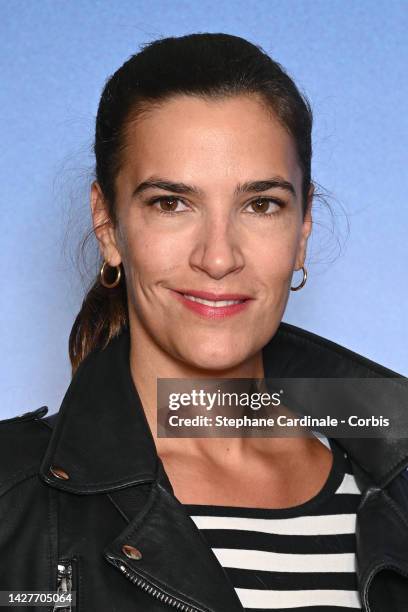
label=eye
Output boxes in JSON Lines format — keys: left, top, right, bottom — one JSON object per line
{"left": 147, "top": 196, "right": 190, "bottom": 216}
{"left": 244, "top": 197, "right": 284, "bottom": 216}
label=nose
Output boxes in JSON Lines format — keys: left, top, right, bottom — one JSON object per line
{"left": 189, "top": 211, "right": 245, "bottom": 279}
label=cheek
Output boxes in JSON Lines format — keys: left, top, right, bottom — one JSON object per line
{"left": 248, "top": 224, "right": 299, "bottom": 279}
{"left": 123, "top": 225, "right": 186, "bottom": 280}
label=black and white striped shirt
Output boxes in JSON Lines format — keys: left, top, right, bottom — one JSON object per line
{"left": 183, "top": 440, "right": 362, "bottom": 611}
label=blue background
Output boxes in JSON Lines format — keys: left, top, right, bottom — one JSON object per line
{"left": 1, "top": 0, "right": 407, "bottom": 418}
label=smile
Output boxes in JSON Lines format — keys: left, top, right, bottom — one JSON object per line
{"left": 169, "top": 289, "right": 253, "bottom": 319}
{"left": 183, "top": 295, "right": 244, "bottom": 307}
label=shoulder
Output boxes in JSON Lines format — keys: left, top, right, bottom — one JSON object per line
{"left": 276, "top": 321, "right": 402, "bottom": 378}
{"left": 0, "top": 406, "right": 55, "bottom": 497}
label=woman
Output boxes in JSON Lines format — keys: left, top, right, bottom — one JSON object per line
{"left": 1, "top": 32, "right": 408, "bottom": 612}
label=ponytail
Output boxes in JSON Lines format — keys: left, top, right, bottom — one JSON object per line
{"left": 68, "top": 263, "right": 128, "bottom": 376}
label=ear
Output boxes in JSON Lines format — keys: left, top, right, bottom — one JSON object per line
{"left": 90, "top": 180, "right": 122, "bottom": 266}
{"left": 294, "top": 183, "right": 314, "bottom": 269}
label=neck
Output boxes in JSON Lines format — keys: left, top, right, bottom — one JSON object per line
{"left": 128, "top": 315, "right": 265, "bottom": 456}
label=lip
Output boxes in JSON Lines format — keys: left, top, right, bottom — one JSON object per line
{"left": 172, "top": 288, "right": 253, "bottom": 301}
{"left": 169, "top": 288, "right": 253, "bottom": 319}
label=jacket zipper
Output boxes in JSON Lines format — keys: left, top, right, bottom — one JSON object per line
{"left": 106, "top": 554, "right": 202, "bottom": 612}
{"left": 53, "top": 561, "right": 73, "bottom": 611}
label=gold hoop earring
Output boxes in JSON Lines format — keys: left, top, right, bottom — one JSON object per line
{"left": 290, "top": 265, "right": 307, "bottom": 291}
{"left": 100, "top": 261, "right": 122, "bottom": 288}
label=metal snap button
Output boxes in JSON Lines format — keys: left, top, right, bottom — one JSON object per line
{"left": 122, "top": 544, "right": 142, "bottom": 560}
{"left": 49, "top": 465, "right": 70, "bottom": 480}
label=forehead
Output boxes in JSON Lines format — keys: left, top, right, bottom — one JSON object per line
{"left": 119, "top": 94, "right": 302, "bottom": 190}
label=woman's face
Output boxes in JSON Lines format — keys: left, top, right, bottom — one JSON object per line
{"left": 92, "top": 94, "right": 312, "bottom": 371}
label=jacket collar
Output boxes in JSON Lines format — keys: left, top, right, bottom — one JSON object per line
{"left": 39, "top": 321, "right": 408, "bottom": 494}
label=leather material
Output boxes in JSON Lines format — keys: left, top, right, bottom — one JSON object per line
{"left": 105, "top": 462, "right": 243, "bottom": 612}
{"left": 356, "top": 485, "right": 408, "bottom": 611}
{"left": 1, "top": 320, "right": 408, "bottom": 611}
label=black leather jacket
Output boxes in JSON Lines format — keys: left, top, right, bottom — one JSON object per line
{"left": 1, "top": 321, "right": 408, "bottom": 612}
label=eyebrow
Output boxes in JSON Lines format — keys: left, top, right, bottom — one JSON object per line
{"left": 132, "top": 175, "right": 297, "bottom": 198}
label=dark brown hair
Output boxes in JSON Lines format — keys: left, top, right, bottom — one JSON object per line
{"left": 69, "top": 32, "right": 314, "bottom": 374}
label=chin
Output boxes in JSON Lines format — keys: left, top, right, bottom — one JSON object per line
{"left": 181, "top": 345, "right": 250, "bottom": 374}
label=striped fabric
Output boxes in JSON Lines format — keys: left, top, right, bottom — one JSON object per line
{"left": 183, "top": 440, "right": 363, "bottom": 611}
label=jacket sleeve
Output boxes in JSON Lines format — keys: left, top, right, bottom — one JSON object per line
{"left": 0, "top": 407, "right": 55, "bottom": 598}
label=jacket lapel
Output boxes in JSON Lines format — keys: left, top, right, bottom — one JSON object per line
{"left": 104, "top": 458, "right": 244, "bottom": 612}
{"left": 39, "top": 328, "right": 158, "bottom": 493}
{"left": 261, "top": 324, "right": 408, "bottom": 489}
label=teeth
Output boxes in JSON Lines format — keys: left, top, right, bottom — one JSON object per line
{"left": 183, "top": 294, "right": 244, "bottom": 307}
